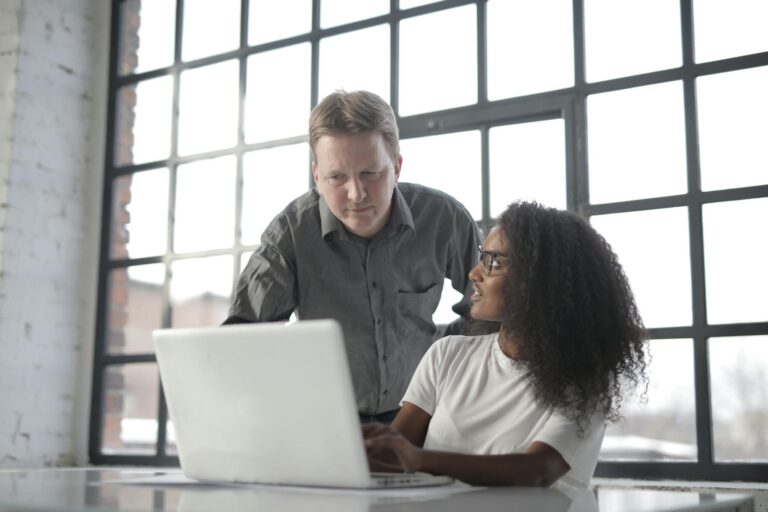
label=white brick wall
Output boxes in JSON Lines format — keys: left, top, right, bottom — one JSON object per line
{"left": 0, "top": 0, "right": 22, "bottom": 280}
{"left": 0, "top": 0, "right": 109, "bottom": 467}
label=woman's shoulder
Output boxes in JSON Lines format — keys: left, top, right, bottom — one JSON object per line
{"left": 431, "top": 332, "right": 499, "bottom": 355}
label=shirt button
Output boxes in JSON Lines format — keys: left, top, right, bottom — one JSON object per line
{"left": 383, "top": 389, "right": 388, "bottom": 395}
{"left": 371, "top": 281, "right": 376, "bottom": 288}
{"left": 382, "top": 355, "right": 387, "bottom": 361}
{"left": 376, "top": 318, "right": 382, "bottom": 325}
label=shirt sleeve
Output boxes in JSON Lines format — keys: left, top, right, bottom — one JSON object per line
{"left": 533, "top": 410, "right": 606, "bottom": 486}
{"left": 400, "top": 337, "right": 447, "bottom": 416}
{"left": 225, "top": 219, "right": 298, "bottom": 323}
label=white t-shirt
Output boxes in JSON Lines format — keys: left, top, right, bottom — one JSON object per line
{"left": 402, "top": 333, "right": 606, "bottom": 489}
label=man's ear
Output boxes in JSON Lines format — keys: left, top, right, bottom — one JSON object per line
{"left": 311, "top": 161, "right": 319, "bottom": 185}
{"left": 393, "top": 154, "right": 403, "bottom": 183}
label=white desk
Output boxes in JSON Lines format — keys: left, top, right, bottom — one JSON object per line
{"left": 0, "top": 468, "right": 753, "bottom": 512}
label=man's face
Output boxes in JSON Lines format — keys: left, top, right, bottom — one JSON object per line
{"left": 312, "top": 132, "right": 402, "bottom": 239}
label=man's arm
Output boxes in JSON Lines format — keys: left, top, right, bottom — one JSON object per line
{"left": 224, "top": 239, "right": 298, "bottom": 325}
{"left": 221, "top": 315, "right": 252, "bottom": 325}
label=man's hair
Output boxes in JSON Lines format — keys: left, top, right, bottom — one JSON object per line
{"left": 309, "top": 90, "right": 400, "bottom": 162}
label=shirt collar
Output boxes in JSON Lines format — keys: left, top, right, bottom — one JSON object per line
{"left": 319, "top": 192, "right": 344, "bottom": 239}
{"left": 318, "top": 186, "right": 415, "bottom": 241}
{"left": 387, "top": 186, "right": 415, "bottom": 234}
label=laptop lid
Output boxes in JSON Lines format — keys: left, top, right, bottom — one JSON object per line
{"left": 153, "top": 319, "right": 378, "bottom": 488}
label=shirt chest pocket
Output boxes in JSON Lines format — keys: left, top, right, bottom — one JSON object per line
{"left": 395, "top": 283, "right": 442, "bottom": 341}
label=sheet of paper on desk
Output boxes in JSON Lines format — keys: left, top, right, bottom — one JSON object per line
{"left": 100, "top": 470, "right": 481, "bottom": 498}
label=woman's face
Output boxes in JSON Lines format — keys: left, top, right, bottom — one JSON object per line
{"left": 468, "top": 225, "right": 507, "bottom": 322}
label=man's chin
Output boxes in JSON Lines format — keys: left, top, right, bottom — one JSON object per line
{"left": 343, "top": 217, "right": 383, "bottom": 239}
{"left": 344, "top": 222, "right": 372, "bottom": 237}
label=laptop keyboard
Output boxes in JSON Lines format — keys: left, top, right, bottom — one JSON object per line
{"left": 371, "top": 472, "right": 453, "bottom": 487}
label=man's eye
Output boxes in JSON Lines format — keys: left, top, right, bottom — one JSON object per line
{"left": 327, "top": 174, "right": 345, "bottom": 182}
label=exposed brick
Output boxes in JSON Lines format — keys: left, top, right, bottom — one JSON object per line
{"left": 0, "top": 0, "right": 109, "bottom": 469}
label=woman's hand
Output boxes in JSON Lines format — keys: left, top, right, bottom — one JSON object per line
{"left": 362, "top": 422, "right": 424, "bottom": 473}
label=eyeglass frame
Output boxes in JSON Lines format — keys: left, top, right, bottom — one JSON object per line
{"left": 476, "top": 245, "right": 506, "bottom": 275}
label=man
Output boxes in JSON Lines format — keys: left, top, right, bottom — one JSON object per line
{"left": 225, "top": 90, "right": 481, "bottom": 423}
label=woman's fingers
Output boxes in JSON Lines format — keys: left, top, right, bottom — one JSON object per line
{"left": 364, "top": 429, "right": 407, "bottom": 471}
{"left": 364, "top": 431, "right": 398, "bottom": 458}
{"left": 362, "top": 424, "right": 424, "bottom": 472}
{"left": 362, "top": 422, "right": 392, "bottom": 439}
{"left": 368, "top": 456, "right": 403, "bottom": 473}
{"left": 364, "top": 432, "right": 421, "bottom": 472}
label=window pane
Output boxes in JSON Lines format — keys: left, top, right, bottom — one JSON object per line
{"left": 399, "top": 131, "right": 482, "bottom": 220}
{"left": 181, "top": 0, "right": 240, "bottom": 62}
{"left": 693, "top": 0, "right": 768, "bottom": 63}
{"left": 107, "top": 265, "right": 165, "bottom": 355}
{"left": 587, "top": 82, "right": 687, "bottom": 204}
{"left": 584, "top": 0, "right": 681, "bottom": 82}
{"left": 601, "top": 339, "right": 696, "bottom": 461}
{"left": 489, "top": 119, "right": 566, "bottom": 217}
{"left": 115, "top": 77, "right": 173, "bottom": 166}
{"left": 433, "top": 278, "right": 463, "bottom": 326}
{"left": 398, "top": 0, "right": 441, "bottom": 10}
{"left": 111, "top": 169, "right": 169, "bottom": 260}
{"left": 242, "top": 144, "right": 310, "bottom": 245}
{"left": 487, "top": 0, "right": 573, "bottom": 100}
{"left": 248, "top": 0, "right": 311, "bottom": 45}
{"left": 101, "top": 363, "right": 159, "bottom": 455}
{"left": 320, "top": 0, "right": 388, "bottom": 28}
{"left": 178, "top": 60, "right": 239, "bottom": 156}
{"left": 399, "top": 5, "right": 477, "bottom": 116}
{"left": 710, "top": 336, "right": 768, "bottom": 462}
{"left": 240, "top": 251, "right": 253, "bottom": 272}
{"left": 245, "top": 44, "right": 311, "bottom": 143}
{"left": 400, "top": 0, "right": 439, "bottom": 8}
{"left": 174, "top": 156, "right": 236, "bottom": 253}
{"left": 318, "top": 25, "right": 390, "bottom": 103}
{"left": 703, "top": 198, "right": 768, "bottom": 324}
{"left": 697, "top": 66, "right": 768, "bottom": 192}
{"left": 170, "top": 256, "right": 234, "bottom": 328}
{"left": 590, "top": 208, "right": 692, "bottom": 328}
{"left": 119, "top": 0, "right": 175, "bottom": 75}
{"left": 166, "top": 421, "right": 178, "bottom": 455}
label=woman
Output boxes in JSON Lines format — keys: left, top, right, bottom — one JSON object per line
{"left": 363, "top": 201, "right": 647, "bottom": 488}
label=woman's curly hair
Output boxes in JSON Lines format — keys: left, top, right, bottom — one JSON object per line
{"left": 494, "top": 201, "right": 648, "bottom": 431}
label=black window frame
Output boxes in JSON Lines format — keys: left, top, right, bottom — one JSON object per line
{"left": 91, "top": 0, "right": 768, "bottom": 481}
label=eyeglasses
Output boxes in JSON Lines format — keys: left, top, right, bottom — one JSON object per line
{"left": 477, "top": 245, "right": 506, "bottom": 275}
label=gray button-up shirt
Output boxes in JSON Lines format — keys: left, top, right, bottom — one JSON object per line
{"left": 227, "top": 182, "right": 481, "bottom": 414}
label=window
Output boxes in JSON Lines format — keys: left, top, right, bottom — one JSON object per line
{"left": 94, "top": 0, "right": 768, "bottom": 480}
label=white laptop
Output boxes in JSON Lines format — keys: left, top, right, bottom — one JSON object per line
{"left": 152, "top": 319, "right": 454, "bottom": 489}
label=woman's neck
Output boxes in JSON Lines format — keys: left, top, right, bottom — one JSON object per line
{"left": 498, "top": 327, "right": 521, "bottom": 359}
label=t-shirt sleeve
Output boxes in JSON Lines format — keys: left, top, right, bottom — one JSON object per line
{"left": 400, "top": 337, "right": 447, "bottom": 416}
{"left": 533, "top": 411, "right": 606, "bottom": 487}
